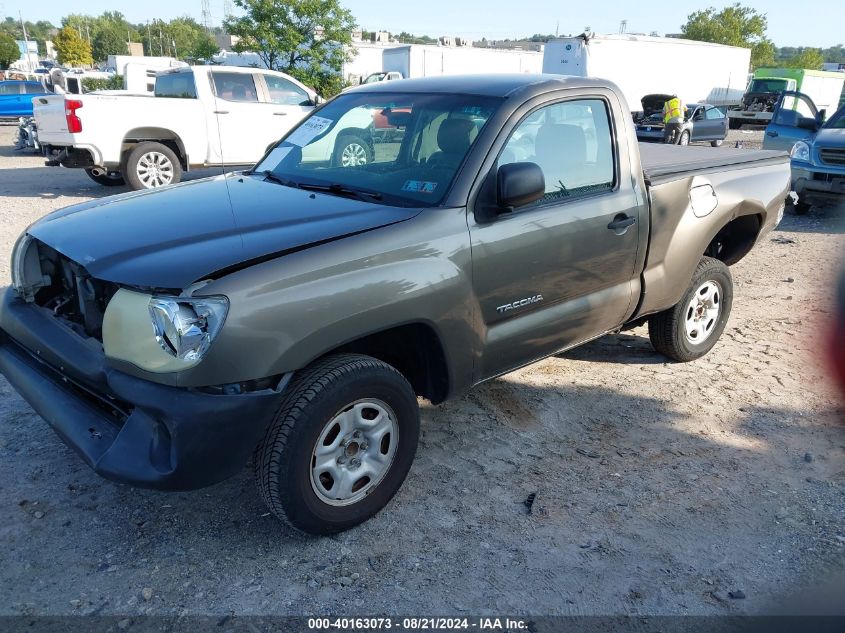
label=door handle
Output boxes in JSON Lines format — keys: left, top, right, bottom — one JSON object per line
{"left": 214, "top": 110, "right": 230, "bottom": 114}
{"left": 766, "top": 131, "right": 778, "bottom": 137}
{"left": 607, "top": 214, "right": 636, "bottom": 232}
{"left": 273, "top": 112, "right": 288, "bottom": 116}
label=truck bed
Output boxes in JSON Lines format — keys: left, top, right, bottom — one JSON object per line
{"left": 639, "top": 143, "right": 788, "bottom": 184}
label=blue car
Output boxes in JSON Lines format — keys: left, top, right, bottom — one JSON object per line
{"left": 763, "top": 90, "right": 845, "bottom": 214}
{"left": 0, "top": 80, "right": 52, "bottom": 119}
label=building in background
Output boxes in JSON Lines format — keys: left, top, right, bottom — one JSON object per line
{"left": 14, "top": 40, "right": 39, "bottom": 72}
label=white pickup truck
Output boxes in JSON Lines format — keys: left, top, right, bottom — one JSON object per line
{"left": 34, "top": 65, "right": 377, "bottom": 190}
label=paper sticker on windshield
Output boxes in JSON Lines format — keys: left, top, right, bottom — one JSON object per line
{"left": 264, "top": 145, "right": 292, "bottom": 167}
{"left": 402, "top": 180, "right": 438, "bottom": 194}
{"left": 286, "top": 116, "right": 333, "bottom": 147}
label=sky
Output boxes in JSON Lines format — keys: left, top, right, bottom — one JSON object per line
{"left": 3, "top": 0, "right": 842, "bottom": 49}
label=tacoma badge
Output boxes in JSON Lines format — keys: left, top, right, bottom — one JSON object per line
{"left": 496, "top": 295, "right": 544, "bottom": 314}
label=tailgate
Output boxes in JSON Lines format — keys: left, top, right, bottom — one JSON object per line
{"left": 34, "top": 95, "right": 71, "bottom": 139}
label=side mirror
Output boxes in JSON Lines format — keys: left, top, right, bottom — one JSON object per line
{"left": 816, "top": 109, "right": 827, "bottom": 125}
{"left": 797, "top": 117, "right": 819, "bottom": 131}
{"left": 312, "top": 94, "right": 326, "bottom": 106}
{"left": 497, "top": 162, "right": 545, "bottom": 210}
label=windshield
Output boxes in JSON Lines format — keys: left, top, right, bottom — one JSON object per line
{"left": 254, "top": 92, "right": 501, "bottom": 207}
{"left": 824, "top": 105, "right": 845, "bottom": 129}
{"left": 749, "top": 78, "right": 789, "bottom": 93}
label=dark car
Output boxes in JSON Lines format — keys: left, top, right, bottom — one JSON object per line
{"left": 0, "top": 80, "right": 51, "bottom": 118}
{"left": 636, "top": 94, "right": 728, "bottom": 146}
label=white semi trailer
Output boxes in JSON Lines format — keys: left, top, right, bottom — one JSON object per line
{"left": 382, "top": 45, "right": 543, "bottom": 79}
{"left": 542, "top": 33, "right": 751, "bottom": 113}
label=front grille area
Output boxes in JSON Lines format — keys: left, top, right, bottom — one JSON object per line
{"left": 819, "top": 147, "right": 845, "bottom": 166}
{"left": 31, "top": 241, "right": 119, "bottom": 342}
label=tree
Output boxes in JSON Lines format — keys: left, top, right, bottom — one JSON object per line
{"left": 192, "top": 34, "right": 220, "bottom": 61}
{"left": 92, "top": 26, "right": 128, "bottom": 61}
{"left": 0, "top": 32, "right": 18, "bottom": 69}
{"left": 224, "top": 0, "right": 357, "bottom": 94}
{"left": 784, "top": 48, "right": 825, "bottom": 70}
{"left": 681, "top": 3, "right": 775, "bottom": 69}
{"left": 54, "top": 25, "right": 93, "bottom": 66}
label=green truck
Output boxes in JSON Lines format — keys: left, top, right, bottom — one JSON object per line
{"left": 728, "top": 68, "right": 845, "bottom": 128}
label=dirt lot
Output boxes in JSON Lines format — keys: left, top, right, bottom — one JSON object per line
{"left": 0, "top": 124, "right": 843, "bottom": 617}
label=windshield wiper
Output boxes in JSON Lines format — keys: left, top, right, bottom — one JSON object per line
{"left": 258, "top": 170, "right": 301, "bottom": 189}
{"left": 297, "top": 182, "right": 383, "bottom": 202}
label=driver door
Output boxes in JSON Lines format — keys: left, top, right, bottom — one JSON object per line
{"left": 764, "top": 91, "right": 819, "bottom": 152}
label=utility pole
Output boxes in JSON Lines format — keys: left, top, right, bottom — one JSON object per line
{"left": 555, "top": 21, "right": 559, "bottom": 37}
{"left": 147, "top": 22, "right": 152, "bottom": 56}
{"left": 159, "top": 27, "right": 164, "bottom": 56}
{"left": 86, "top": 25, "right": 91, "bottom": 45}
{"left": 201, "top": 0, "right": 212, "bottom": 31}
{"left": 19, "top": 11, "right": 32, "bottom": 71}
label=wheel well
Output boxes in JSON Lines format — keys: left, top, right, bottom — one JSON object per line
{"left": 704, "top": 214, "right": 762, "bottom": 266}
{"left": 322, "top": 323, "right": 449, "bottom": 404}
{"left": 121, "top": 128, "right": 187, "bottom": 169}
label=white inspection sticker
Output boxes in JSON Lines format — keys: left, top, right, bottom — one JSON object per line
{"left": 263, "top": 145, "right": 292, "bottom": 168}
{"left": 286, "top": 116, "right": 333, "bottom": 147}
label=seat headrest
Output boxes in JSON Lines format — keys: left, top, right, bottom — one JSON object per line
{"left": 437, "top": 118, "right": 475, "bottom": 154}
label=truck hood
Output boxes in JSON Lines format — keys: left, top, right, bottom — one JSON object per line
{"left": 815, "top": 127, "right": 845, "bottom": 148}
{"left": 28, "top": 174, "right": 423, "bottom": 289}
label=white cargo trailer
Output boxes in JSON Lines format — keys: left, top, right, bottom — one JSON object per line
{"left": 542, "top": 34, "right": 750, "bottom": 112}
{"left": 383, "top": 45, "right": 542, "bottom": 79}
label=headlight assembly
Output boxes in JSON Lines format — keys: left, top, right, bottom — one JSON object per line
{"left": 149, "top": 297, "right": 228, "bottom": 362}
{"left": 103, "top": 290, "right": 229, "bottom": 373}
{"left": 790, "top": 141, "right": 811, "bottom": 162}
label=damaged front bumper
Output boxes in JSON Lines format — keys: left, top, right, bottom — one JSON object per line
{"left": 0, "top": 289, "right": 286, "bottom": 491}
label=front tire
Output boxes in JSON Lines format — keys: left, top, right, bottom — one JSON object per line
{"left": 254, "top": 354, "right": 420, "bottom": 535}
{"left": 123, "top": 141, "right": 183, "bottom": 190}
{"left": 333, "top": 133, "right": 373, "bottom": 168}
{"left": 648, "top": 257, "right": 733, "bottom": 362}
{"left": 84, "top": 168, "right": 125, "bottom": 186}
{"left": 679, "top": 130, "right": 691, "bottom": 146}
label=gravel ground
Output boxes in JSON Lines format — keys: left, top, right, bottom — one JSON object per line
{"left": 0, "top": 124, "right": 843, "bottom": 617}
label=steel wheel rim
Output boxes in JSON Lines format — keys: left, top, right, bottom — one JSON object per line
{"left": 137, "top": 151, "right": 174, "bottom": 188}
{"left": 310, "top": 399, "right": 399, "bottom": 507}
{"left": 340, "top": 142, "right": 368, "bottom": 167}
{"left": 684, "top": 280, "right": 721, "bottom": 345}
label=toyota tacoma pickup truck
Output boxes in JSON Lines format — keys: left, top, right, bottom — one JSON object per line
{"left": 0, "top": 75, "right": 790, "bottom": 534}
{"left": 33, "top": 65, "right": 375, "bottom": 190}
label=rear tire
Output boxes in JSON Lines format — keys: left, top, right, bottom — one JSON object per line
{"left": 122, "top": 141, "right": 183, "bottom": 191}
{"left": 254, "top": 354, "right": 420, "bottom": 535}
{"left": 84, "top": 168, "right": 125, "bottom": 186}
{"left": 333, "top": 133, "right": 373, "bottom": 168}
{"left": 648, "top": 257, "right": 733, "bottom": 362}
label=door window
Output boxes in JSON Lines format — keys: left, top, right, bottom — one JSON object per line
{"left": 24, "top": 83, "right": 44, "bottom": 94}
{"left": 705, "top": 107, "right": 723, "bottom": 120}
{"left": 263, "top": 74, "right": 310, "bottom": 106}
{"left": 212, "top": 72, "right": 259, "bottom": 102}
{"left": 500, "top": 98, "right": 615, "bottom": 204}
{"left": 0, "top": 83, "right": 18, "bottom": 95}
{"left": 773, "top": 94, "right": 817, "bottom": 126}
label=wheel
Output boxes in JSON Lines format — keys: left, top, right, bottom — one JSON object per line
{"left": 711, "top": 139, "right": 724, "bottom": 147}
{"left": 648, "top": 257, "right": 733, "bottom": 362}
{"left": 793, "top": 201, "right": 811, "bottom": 215}
{"left": 84, "top": 168, "right": 125, "bottom": 186}
{"left": 729, "top": 119, "right": 741, "bottom": 130}
{"left": 333, "top": 133, "right": 373, "bottom": 168}
{"left": 678, "top": 130, "right": 690, "bottom": 146}
{"left": 122, "top": 142, "right": 183, "bottom": 190}
{"left": 254, "top": 354, "right": 420, "bottom": 535}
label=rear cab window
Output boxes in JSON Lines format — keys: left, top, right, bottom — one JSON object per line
{"left": 155, "top": 72, "right": 197, "bottom": 98}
